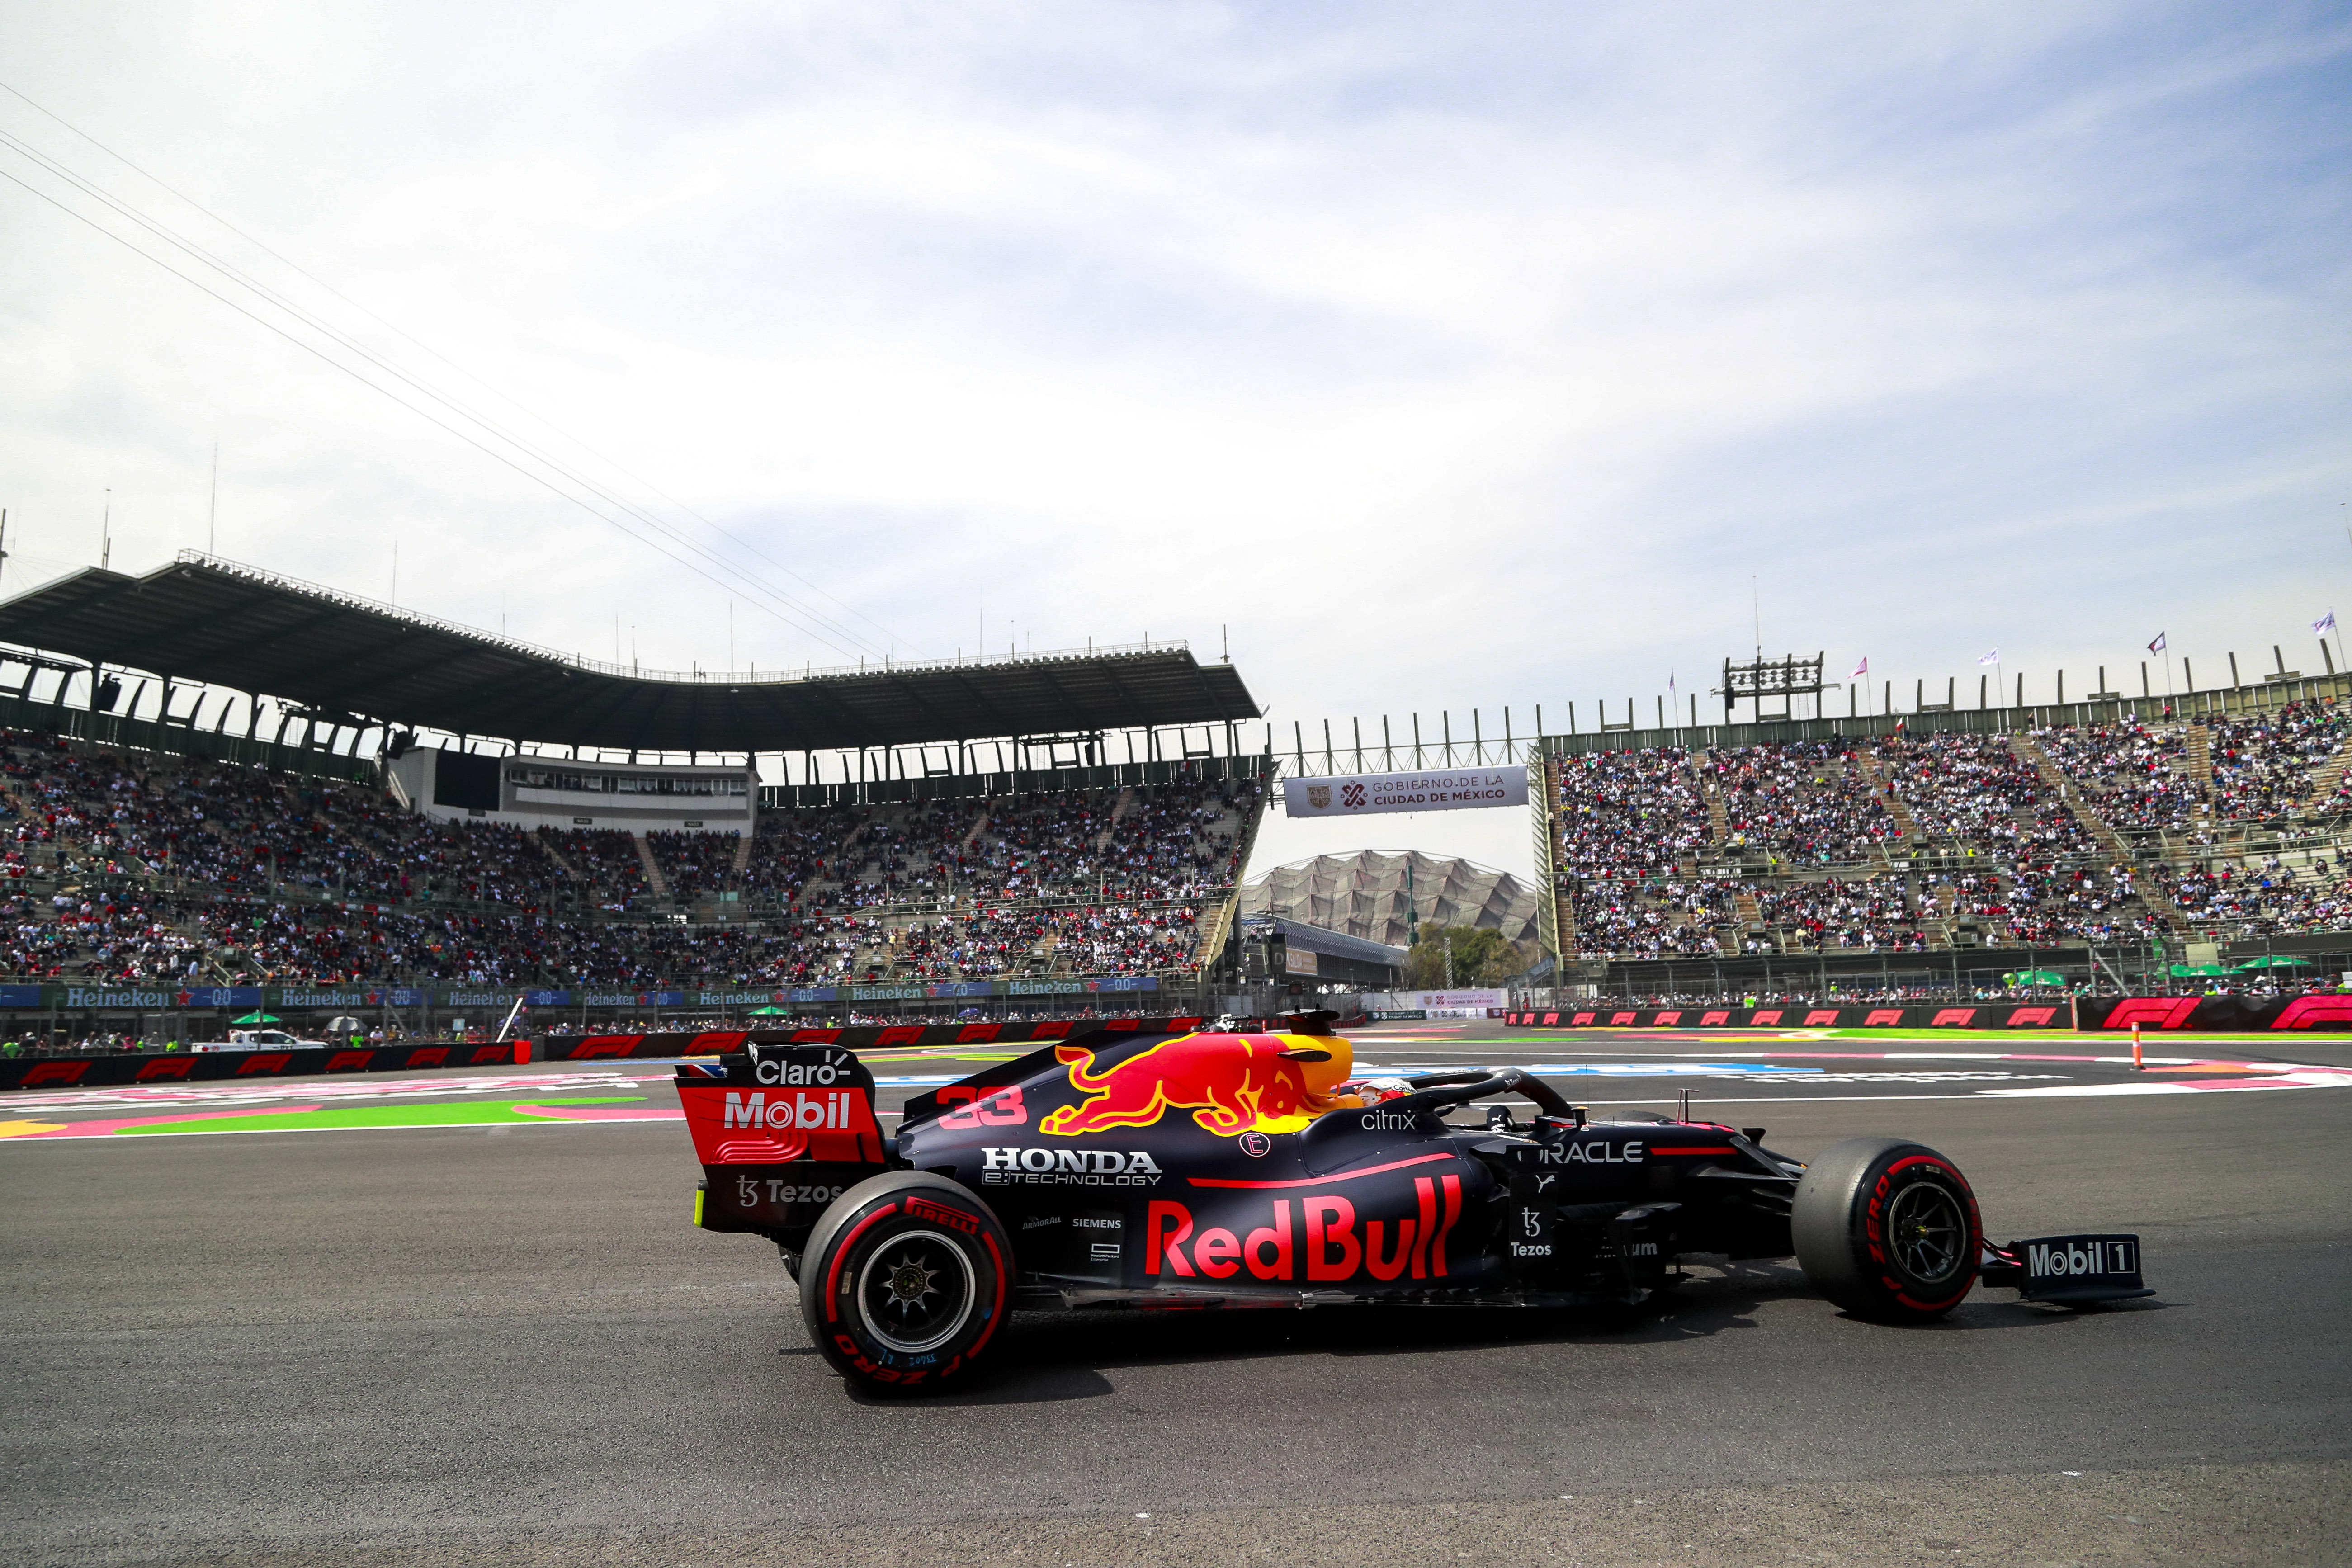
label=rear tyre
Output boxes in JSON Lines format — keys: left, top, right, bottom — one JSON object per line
{"left": 798, "top": 1171, "right": 1011, "bottom": 1396}
{"left": 1792, "top": 1137, "right": 1982, "bottom": 1323}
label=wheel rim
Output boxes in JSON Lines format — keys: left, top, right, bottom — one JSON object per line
{"left": 853, "top": 1228, "right": 978, "bottom": 1355}
{"left": 1884, "top": 1180, "right": 1967, "bottom": 1285}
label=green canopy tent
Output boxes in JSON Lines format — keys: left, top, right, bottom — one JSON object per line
{"left": 230, "top": 1011, "right": 283, "bottom": 1025}
{"left": 745, "top": 1005, "right": 793, "bottom": 1016}
{"left": 2003, "top": 970, "right": 2068, "bottom": 987}
{"left": 2168, "top": 963, "right": 2232, "bottom": 978}
{"left": 2230, "top": 955, "right": 2314, "bottom": 971}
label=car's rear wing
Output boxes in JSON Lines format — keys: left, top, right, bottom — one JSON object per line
{"left": 677, "top": 1044, "right": 888, "bottom": 1242}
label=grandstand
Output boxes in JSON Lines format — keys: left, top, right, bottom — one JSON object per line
{"left": 0, "top": 557, "right": 1270, "bottom": 1039}
{"left": 1532, "top": 676, "right": 2352, "bottom": 997}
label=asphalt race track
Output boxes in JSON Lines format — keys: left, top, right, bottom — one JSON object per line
{"left": 5, "top": 1021, "right": 2349, "bottom": 1567}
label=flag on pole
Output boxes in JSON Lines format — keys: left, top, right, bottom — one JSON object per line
{"left": 1851, "top": 656, "right": 1868, "bottom": 679}
{"left": 2148, "top": 632, "right": 2166, "bottom": 653}
{"left": 1977, "top": 649, "right": 2000, "bottom": 666}
{"left": 2316, "top": 612, "right": 2337, "bottom": 636}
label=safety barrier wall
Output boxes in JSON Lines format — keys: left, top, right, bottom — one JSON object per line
{"left": 534, "top": 1015, "right": 1207, "bottom": 1061}
{"left": 0, "top": 1041, "right": 524, "bottom": 1091}
{"left": 0, "top": 1017, "right": 1212, "bottom": 1091}
{"left": 1501, "top": 998, "right": 2352, "bottom": 1031}
{"left": 1500, "top": 1005, "right": 2076, "bottom": 1030}
{"left": 2077, "top": 995, "right": 2352, "bottom": 1031}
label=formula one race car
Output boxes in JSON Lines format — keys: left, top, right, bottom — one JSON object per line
{"left": 677, "top": 1015, "right": 2149, "bottom": 1395}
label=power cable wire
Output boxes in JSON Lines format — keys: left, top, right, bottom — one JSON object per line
{"left": 0, "top": 84, "right": 914, "bottom": 660}
{"left": 0, "top": 161, "right": 878, "bottom": 663}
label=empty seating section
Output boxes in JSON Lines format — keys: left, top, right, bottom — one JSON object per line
{"left": 0, "top": 727, "right": 1261, "bottom": 984}
{"left": 1554, "top": 702, "right": 2352, "bottom": 955}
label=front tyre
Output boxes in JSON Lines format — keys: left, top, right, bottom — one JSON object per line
{"left": 1792, "top": 1137, "right": 1982, "bottom": 1323}
{"left": 798, "top": 1171, "right": 1011, "bottom": 1396}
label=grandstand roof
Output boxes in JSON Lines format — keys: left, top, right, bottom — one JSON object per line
{"left": 1240, "top": 850, "right": 1542, "bottom": 949}
{"left": 0, "top": 555, "right": 1261, "bottom": 754}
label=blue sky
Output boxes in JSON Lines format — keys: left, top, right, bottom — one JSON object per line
{"left": 0, "top": 1, "right": 2345, "bottom": 874}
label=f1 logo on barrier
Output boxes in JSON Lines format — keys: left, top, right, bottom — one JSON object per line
{"left": 2097, "top": 997, "right": 2201, "bottom": 1030}
{"left": 2270, "top": 995, "right": 2352, "bottom": 1030}
{"left": 572, "top": 1038, "right": 639, "bottom": 1060}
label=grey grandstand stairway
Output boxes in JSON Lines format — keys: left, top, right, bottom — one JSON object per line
{"left": 1858, "top": 747, "right": 1919, "bottom": 868}
{"left": 2011, "top": 732, "right": 2189, "bottom": 939}
{"left": 534, "top": 828, "right": 584, "bottom": 884}
{"left": 2186, "top": 724, "right": 2214, "bottom": 787}
{"left": 633, "top": 833, "right": 670, "bottom": 898}
{"left": 731, "top": 831, "right": 754, "bottom": 875}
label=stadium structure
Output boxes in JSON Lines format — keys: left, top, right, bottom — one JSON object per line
{"left": 3, "top": 550, "right": 2352, "bottom": 1044}
{"left": 0, "top": 555, "right": 1271, "bottom": 1041}
{"left": 1239, "top": 850, "right": 1543, "bottom": 950}
{"left": 1527, "top": 650, "right": 2352, "bottom": 1001}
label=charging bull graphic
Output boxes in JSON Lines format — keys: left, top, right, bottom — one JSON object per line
{"left": 1040, "top": 1031, "right": 1364, "bottom": 1138}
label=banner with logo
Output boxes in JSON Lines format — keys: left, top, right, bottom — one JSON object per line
{"left": 2078, "top": 994, "right": 2352, "bottom": 1031}
{"left": 1282, "top": 765, "right": 1528, "bottom": 818}
{"left": 1500, "top": 1004, "right": 2076, "bottom": 1029}
{"left": 1497, "top": 998, "right": 2352, "bottom": 1031}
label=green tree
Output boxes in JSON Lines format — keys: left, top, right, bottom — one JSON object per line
{"left": 1405, "top": 926, "right": 1528, "bottom": 987}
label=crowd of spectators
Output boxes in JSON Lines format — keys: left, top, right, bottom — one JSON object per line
{"left": 0, "top": 731, "right": 1259, "bottom": 985}
{"left": 1884, "top": 732, "right": 2044, "bottom": 849}
{"left": 1708, "top": 741, "right": 1896, "bottom": 862}
{"left": 2208, "top": 701, "right": 2352, "bottom": 822}
{"left": 2035, "top": 719, "right": 2199, "bottom": 831}
{"left": 2158, "top": 854, "right": 2352, "bottom": 938}
{"left": 1562, "top": 876, "right": 1733, "bottom": 959}
{"left": 1547, "top": 725, "right": 2263, "bottom": 958}
{"left": 1753, "top": 874, "right": 1925, "bottom": 952}
{"left": 1553, "top": 749, "right": 1713, "bottom": 881}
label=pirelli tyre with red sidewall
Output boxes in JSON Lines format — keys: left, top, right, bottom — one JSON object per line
{"left": 1792, "top": 1137, "right": 1984, "bottom": 1323}
{"left": 799, "top": 1171, "right": 1013, "bottom": 1396}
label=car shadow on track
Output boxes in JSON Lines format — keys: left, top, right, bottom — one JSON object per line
{"left": 896, "top": 1261, "right": 2179, "bottom": 1405}
{"left": 909, "top": 1261, "right": 1813, "bottom": 1406}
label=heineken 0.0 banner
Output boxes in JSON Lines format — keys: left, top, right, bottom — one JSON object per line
{"left": 1282, "top": 765, "right": 1528, "bottom": 817}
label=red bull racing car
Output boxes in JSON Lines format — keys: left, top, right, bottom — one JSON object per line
{"left": 677, "top": 1015, "right": 2149, "bottom": 1395}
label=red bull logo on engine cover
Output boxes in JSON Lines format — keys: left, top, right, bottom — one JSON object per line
{"left": 1144, "top": 1175, "right": 1464, "bottom": 1283}
{"left": 1040, "top": 1032, "right": 1362, "bottom": 1138}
